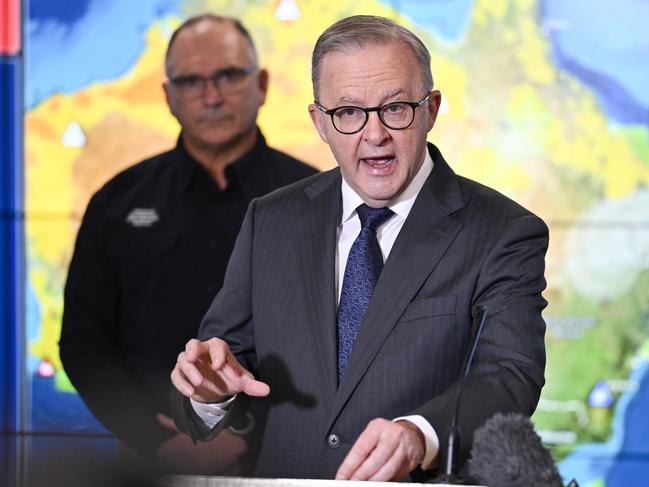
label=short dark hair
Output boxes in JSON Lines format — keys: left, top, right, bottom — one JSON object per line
{"left": 165, "top": 14, "right": 257, "bottom": 75}
{"left": 311, "top": 15, "right": 433, "bottom": 99}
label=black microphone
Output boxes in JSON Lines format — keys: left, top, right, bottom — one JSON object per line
{"left": 466, "top": 412, "right": 566, "bottom": 487}
{"left": 435, "top": 306, "right": 489, "bottom": 484}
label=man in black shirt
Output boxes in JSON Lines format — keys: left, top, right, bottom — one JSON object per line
{"left": 59, "top": 14, "right": 316, "bottom": 472}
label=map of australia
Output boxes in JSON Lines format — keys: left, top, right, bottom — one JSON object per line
{"left": 25, "top": 0, "right": 649, "bottom": 485}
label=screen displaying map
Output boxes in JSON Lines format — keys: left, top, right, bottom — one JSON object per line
{"left": 24, "top": 0, "right": 649, "bottom": 485}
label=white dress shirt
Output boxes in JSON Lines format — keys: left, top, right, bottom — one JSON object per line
{"left": 193, "top": 149, "right": 439, "bottom": 469}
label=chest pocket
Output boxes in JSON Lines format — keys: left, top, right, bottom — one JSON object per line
{"left": 399, "top": 294, "right": 457, "bottom": 323}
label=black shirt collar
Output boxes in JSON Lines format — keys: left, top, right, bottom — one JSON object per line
{"left": 175, "top": 128, "right": 270, "bottom": 196}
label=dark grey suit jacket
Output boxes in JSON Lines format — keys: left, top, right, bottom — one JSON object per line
{"left": 172, "top": 143, "right": 548, "bottom": 479}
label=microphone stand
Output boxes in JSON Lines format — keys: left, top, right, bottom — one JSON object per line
{"left": 435, "top": 306, "right": 489, "bottom": 484}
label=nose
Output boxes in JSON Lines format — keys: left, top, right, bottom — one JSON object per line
{"left": 202, "top": 79, "right": 224, "bottom": 105}
{"left": 362, "top": 111, "right": 390, "bottom": 146}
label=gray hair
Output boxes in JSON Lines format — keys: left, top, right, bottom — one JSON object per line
{"left": 165, "top": 14, "right": 257, "bottom": 76}
{"left": 311, "top": 15, "right": 433, "bottom": 99}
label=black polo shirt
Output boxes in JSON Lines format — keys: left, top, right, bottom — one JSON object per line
{"left": 60, "top": 130, "right": 317, "bottom": 454}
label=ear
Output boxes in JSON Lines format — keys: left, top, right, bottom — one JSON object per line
{"left": 257, "top": 68, "right": 269, "bottom": 105}
{"left": 426, "top": 89, "right": 442, "bottom": 131}
{"left": 308, "top": 104, "right": 330, "bottom": 144}
{"left": 163, "top": 80, "right": 171, "bottom": 105}
{"left": 162, "top": 80, "right": 177, "bottom": 118}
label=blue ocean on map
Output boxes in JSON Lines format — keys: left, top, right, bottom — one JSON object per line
{"left": 540, "top": 0, "right": 649, "bottom": 125}
{"left": 26, "top": 0, "right": 179, "bottom": 108}
{"left": 559, "top": 362, "right": 649, "bottom": 486}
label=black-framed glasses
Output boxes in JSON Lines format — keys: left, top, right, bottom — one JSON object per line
{"left": 314, "top": 94, "right": 430, "bottom": 134}
{"left": 169, "top": 65, "right": 257, "bottom": 99}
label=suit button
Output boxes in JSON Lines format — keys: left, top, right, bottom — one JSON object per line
{"left": 327, "top": 434, "right": 341, "bottom": 449}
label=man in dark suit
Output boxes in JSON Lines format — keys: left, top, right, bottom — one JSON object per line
{"left": 171, "top": 15, "right": 547, "bottom": 481}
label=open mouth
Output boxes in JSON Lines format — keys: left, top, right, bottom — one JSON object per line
{"left": 360, "top": 156, "right": 396, "bottom": 175}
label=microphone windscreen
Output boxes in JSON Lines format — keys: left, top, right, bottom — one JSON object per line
{"left": 467, "top": 412, "right": 564, "bottom": 487}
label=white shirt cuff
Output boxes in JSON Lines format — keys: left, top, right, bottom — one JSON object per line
{"left": 393, "top": 414, "right": 439, "bottom": 470}
{"left": 190, "top": 395, "right": 237, "bottom": 429}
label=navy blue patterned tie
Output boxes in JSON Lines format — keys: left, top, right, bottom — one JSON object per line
{"left": 337, "top": 204, "right": 394, "bottom": 382}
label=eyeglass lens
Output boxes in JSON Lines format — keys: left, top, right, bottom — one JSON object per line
{"left": 173, "top": 67, "right": 254, "bottom": 99}
{"left": 332, "top": 103, "right": 415, "bottom": 133}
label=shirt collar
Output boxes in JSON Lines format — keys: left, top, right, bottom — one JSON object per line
{"left": 176, "top": 128, "right": 268, "bottom": 196}
{"left": 340, "top": 147, "right": 434, "bottom": 224}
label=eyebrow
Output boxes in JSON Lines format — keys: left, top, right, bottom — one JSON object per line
{"left": 339, "top": 96, "right": 362, "bottom": 104}
{"left": 337, "top": 89, "right": 405, "bottom": 105}
{"left": 171, "top": 65, "right": 244, "bottom": 79}
{"left": 384, "top": 89, "right": 403, "bottom": 99}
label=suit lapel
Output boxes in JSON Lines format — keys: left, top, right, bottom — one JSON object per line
{"left": 297, "top": 169, "right": 342, "bottom": 400}
{"left": 326, "top": 144, "right": 466, "bottom": 430}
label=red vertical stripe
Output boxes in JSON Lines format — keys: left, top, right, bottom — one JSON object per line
{"left": 0, "top": 0, "right": 21, "bottom": 54}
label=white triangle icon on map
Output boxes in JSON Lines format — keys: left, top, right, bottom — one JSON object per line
{"left": 61, "top": 121, "right": 87, "bottom": 148}
{"left": 275, "top": 0, "right": 301, "bottom": 21}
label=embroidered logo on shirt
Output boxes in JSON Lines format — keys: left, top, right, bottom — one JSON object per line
{"left": 125, "top": 208, "right": 159, "bottom": 228}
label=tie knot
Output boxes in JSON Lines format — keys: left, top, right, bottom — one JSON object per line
{"left": 356, "top": 204, "right": 394, "bottom": 231}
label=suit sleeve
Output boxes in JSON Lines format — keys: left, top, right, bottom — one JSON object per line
{"left": 411, "top": 213, "right": 548, "bottom": 463}
{"left": 170, "top": 200, "right": 259, "bottom": 442}
{"left": 60, "top": 194, "right": 171, "bottom": 456}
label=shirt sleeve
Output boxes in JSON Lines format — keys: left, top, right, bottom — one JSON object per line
{"left": 393, "top": 414, "right": 439, "bottom": 470}
{"left": 190, "top": 395, "right": 237, "bottom": 429}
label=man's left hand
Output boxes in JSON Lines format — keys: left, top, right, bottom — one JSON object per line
{"left": 336, "top": 418, "right": 425, "bottom": 481}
